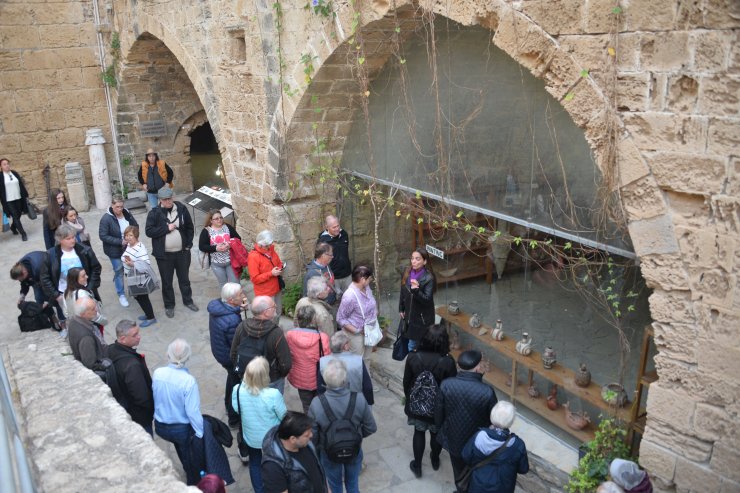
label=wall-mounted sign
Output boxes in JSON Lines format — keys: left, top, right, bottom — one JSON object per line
{"left": 139, "top": 120, "right": 167, "bottom": 138}
{"left": 425, "top": 244, "right": 445, "bottom": 260}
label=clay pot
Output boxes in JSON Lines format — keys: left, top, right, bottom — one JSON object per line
{"left": 516, "top": 332, "right": 533, "bottom": 356}
{"left": 469, "top": 313, "right": 482, "bottom": 329}
{"left": 542, "top": 346, "right": 557, "bottom": 369}
{"left": 448, "top": 301, "right": 460, "bottom": 315}
{"left": 575, "top": 363, "right": 592, "bottom": 387}
{"left": 564, "top": 402, "right": 591, "bottom": 430}
{"left": 528, "top": 385, "right": 540, "bottom": 399}
{"left": 601, "top": 383, "right": 628, "bottom": 407}
{"left": 492, "top": 320, "right": 504, "bottom": 340}
{"left": 546, "top": 385, "right": 559, "bottom": 410}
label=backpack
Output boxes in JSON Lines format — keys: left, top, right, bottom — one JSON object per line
{"left": 233, "top": 335, "right": 267, "bottom": 378}
{"left": 319, "top": 392, "right": 362, "bottom": 463}
{"left": 17, "top": 301, "right": 53, "bottom": 332}
{"left": 90, "top": 357, "right": 127, "bottom": 409}
{"left": 408, "top": 357, "right": 440, "bottom": 418}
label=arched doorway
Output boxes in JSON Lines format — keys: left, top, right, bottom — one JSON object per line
{"left": 189, "top": 122, "right": 224, "bottom": 189}
{"left": 116, "top": 33, "right": 221, "bottom": 195}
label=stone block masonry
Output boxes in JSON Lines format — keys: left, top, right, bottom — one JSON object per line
{"left": 0, "top": 0, "right": 112, "bottom": 204}
{"left": 2, "top": 332, "right": 198, "bottom": 492}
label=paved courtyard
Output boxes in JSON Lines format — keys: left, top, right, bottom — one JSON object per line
{"left": 0, "top": 199, "right": 470, "bottom": 492}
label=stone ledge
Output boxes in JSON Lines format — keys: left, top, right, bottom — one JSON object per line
{"left": 2, "top": 330, "right": 199, "bottom": 493}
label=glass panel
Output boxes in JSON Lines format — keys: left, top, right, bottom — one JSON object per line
{"left": 341, "top": 19, "right": 630, "bottom": 252}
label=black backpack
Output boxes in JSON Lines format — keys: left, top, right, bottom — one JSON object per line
{"left": 106, "top": 354, "right": 130, "bottom": 411}
{"left": 233, "top": 335, "right": 267, "bottom": 378}
{"left": 408, "top": 358, "right": 440, "bottom": 418}
{"left": 17, "top": 301, "right": 53, "bottom": 332}
{"left": 319, "top": 392, "right": 362, "bottom": 463}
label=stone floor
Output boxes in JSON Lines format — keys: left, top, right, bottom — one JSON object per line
{"left": 0, "top": 199, "right": 496, "bottom": 492}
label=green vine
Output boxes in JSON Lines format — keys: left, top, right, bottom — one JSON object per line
{"left": 101, "top": 31, "right": 121, "bottom": 87}
{"left": 565, "top": 417, "right": 632, "bottom": 493}
{"left": 306, "top": 0, "right": 333, "bottom": 17}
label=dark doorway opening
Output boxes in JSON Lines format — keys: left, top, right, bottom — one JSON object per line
{"left": 190, "top": 122, "right": 224, "bottom": 188}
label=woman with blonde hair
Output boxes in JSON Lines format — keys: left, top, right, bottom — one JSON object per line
{"left": 232, "top": 356, "right": 287, "bottom": 493}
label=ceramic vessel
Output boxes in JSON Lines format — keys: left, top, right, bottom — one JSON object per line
{"left": 601, "top": 383, "right": 628, "bottom": 407}
{"left": 516, "top": 332, "right": 533, "bottom": 356}
{"left": 448, "top": 301, "right": 460, "bottom": 315}
{"left": 575, "top": 363, "right": 592, "bottom": 387}
{"left": 546, "top": 385, "right": 559, "bottom": 410}
{"left": 528, "top": 385, "right": 540, "bottom": 398}
{"left": 469, "top": 313, "right": 482, "bottom": 329}
{"left": 491, "top": 327, "right": 504, "bottom": 341}
{"left": 564, "top": 402, "right": 591, "bottom": 430}
{"left": 542, "top": 346, "right": 557, "bottom": 369}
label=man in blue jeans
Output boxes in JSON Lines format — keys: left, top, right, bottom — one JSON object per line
{"left": 308, "top": 359, "right": 376, "bottom": 493}
{"left": 153, "top": 338, "right": 203, "bottom": 485}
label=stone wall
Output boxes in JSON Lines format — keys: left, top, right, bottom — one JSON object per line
{"left": 0, "top": 0, "right": 113, "bottom": 203}
{"left": 2, "top": 332, "right": 197, "bottom": 492}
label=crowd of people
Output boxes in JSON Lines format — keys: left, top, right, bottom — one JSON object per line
{"left": 4, "top": 152, "right": 652, "bottom": 493}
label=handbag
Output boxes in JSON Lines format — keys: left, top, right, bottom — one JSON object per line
{"left": 26, "top": 198, "right": 37, "bottom": 220}
{"left": 126, "top": 266, "right": 158, "bottom": 296}
{"left": 234, "top": 383, "right": 250, "bottom": 463}
{"left": 350, "top": 287, "right": 383, "bottom": 347}
{"left": 455, "top": 435, "right": 512, "bottom": 492}
{"left": 392, "top": 319, "right": 409, "bottom": 361}
{"left": 2, "top": 213, "right": 9, "bottom": 232}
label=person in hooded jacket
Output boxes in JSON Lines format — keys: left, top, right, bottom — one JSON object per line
{"left": 609, "top": 459, "right": 653, "bottom": 493}
{"left": 230, "top": 295, "right": 292, "bottom": 394}
{"left": 286, "top": 305, "right": 332, "bottom": 413}
{"left": 461, "top": 401, "right": 529, "bottom": 493}
{"left": 99, "top": 196, "right": 138, "bottom": 307}
{"left": 399, "top": 248, "right": 436, "bottom": 352}
{"left": 208, "top": 282, "right": 248, "bottom": 427}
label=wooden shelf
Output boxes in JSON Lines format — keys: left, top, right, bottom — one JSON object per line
{"left": 450, "top": 348, "right": 594, "bottom": 443}
{"left": 439, "top": 306, "right": 637, "bottom": 442}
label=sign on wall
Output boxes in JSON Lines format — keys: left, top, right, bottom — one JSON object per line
{"left": 139, "top": 120, "right": 167, "bottom": 138}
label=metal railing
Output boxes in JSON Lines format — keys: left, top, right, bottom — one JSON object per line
{"left": 0, "top": 352, "right": 37, "bottom": 493}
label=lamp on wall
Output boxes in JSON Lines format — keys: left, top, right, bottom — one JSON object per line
{"left": 215, "top": 163, "right": 223, "bottom": 177}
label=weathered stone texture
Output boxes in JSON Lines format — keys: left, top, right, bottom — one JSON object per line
{"left": 3, "top": 333, "right": 197, "bottom": 492}
{"left": 649, "top": 152, "right": 726, "bottom": 195}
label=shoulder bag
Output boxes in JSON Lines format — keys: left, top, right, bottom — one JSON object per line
{"left": 350, "top": 286, "right": 383, "bottom": 347}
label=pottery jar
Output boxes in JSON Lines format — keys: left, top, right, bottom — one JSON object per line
{"left": 448, "top": 301, "right": 460, "bottom": 315}
{"left": 542, "top": 346, "right": 557, "bottom": 369}
{"left": 516, "top": 332, "right": 533, "bottom": 356}
{"left": 469, "top": 313, "right": 482, "bottom": 328}
{"left": 575, "top": 363, "right": 592, "bottom": 387}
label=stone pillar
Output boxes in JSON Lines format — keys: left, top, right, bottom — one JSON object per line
{"left": 85, "top": 128, "right": 112, "bottom": 210}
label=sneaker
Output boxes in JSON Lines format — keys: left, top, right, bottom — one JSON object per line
{"left": 118, "top": 295, "right": 129, "bottom": 307}
{"left": 237, "top": 450, "right": 249, "bottom": 465}
{"left": 21, "top": 233, "right": 27, "bottom": 241}
{"left": 59, "top": 329, "right": 68, "bottom": 339}
{"left": 165, "top": 308, "right": 175, "bottom": 318}
{"left": 140, "top": 318, "right": 157, "bottom": 328}
{"left": 137, "top": 315, "right": 148, "bottom": 321}
{"left": 185, "top": 302, "right": 199, "bottom": 312}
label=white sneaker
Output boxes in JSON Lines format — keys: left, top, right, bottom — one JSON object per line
{"left": 119, "top": 295, "right": 129, "bottom": 307}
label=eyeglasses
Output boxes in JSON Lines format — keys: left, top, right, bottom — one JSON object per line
{"left": 267, "top": 304, "right": 277, "bottom": 311}
{"left": 324, "top": 253, "right": 334, "bottom": 258}
{"left": 212, "top": 217, "right": 223, "bottom": 221}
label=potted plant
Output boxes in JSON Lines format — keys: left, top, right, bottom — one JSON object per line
{"left": 565, "top": 416, "right": 632, "bottom": 493}
{"left": 282, "top": 279, "right": 304, "bottom": 318}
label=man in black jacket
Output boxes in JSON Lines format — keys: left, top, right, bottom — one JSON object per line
{"left": 108, "top": 319, "right": 154, "bottom": 434}
{"left": 317, "top": 215, "right": 351, "bottom": 298}
{"left": 145, "top": 187, "right": 197, "bottom": 318}
{"left": 435, "top": 349, "right": 498, "bottom": 491}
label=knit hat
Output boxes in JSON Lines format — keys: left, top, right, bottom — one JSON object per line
{"left": 458, "top": 350, "right": 482, "bottom": 370}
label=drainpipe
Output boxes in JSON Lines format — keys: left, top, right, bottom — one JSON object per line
{"left": 92, "top": 0, "right": 124, "bottom": 195}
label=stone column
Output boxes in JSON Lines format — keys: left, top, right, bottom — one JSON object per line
{"left": 85, "top": 128, "right": 112, "bottom": 210}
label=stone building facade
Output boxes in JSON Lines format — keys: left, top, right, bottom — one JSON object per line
{"left": 0, "top": 0, "right": 738, "bottom": 491}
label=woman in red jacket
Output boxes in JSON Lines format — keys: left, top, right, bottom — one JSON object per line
{"left": 247, "top": 230, "right": 284, "bottom": 317}
{"left": 286, "top": 305, "right": 331, "bottom": 413}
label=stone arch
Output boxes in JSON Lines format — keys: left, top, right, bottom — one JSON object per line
{"left": 115, "top": 32, "right": 222, "bottom": 194}
{"left": 279, "top": 0, "right": 685, "bottom": 460}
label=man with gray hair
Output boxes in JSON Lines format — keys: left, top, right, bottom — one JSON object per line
{"left": 295, "top": 276, "right": 335, "bottom": 335}
{"left": 308, "top": 358, "right": 376, "bottom": 493}
{"left": 208, "top": 282, "right": 248, "bottom": 427}
{"left": 318, "top": 215, "right": 352, "bottom": 298}
{"left": 107, "top": 319, "right": 154, "bottom": 434}
{"left": 230, "top": 295, "right": 292, "bottom": 393}
{"left": 67, "top": 297, "right": 106, "bottom": 369}
{"left": 152, "top": 338, "right": 203, "bottom": 485}
{"left": 317, "top": 331, "right": 374, "bottom": 405}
